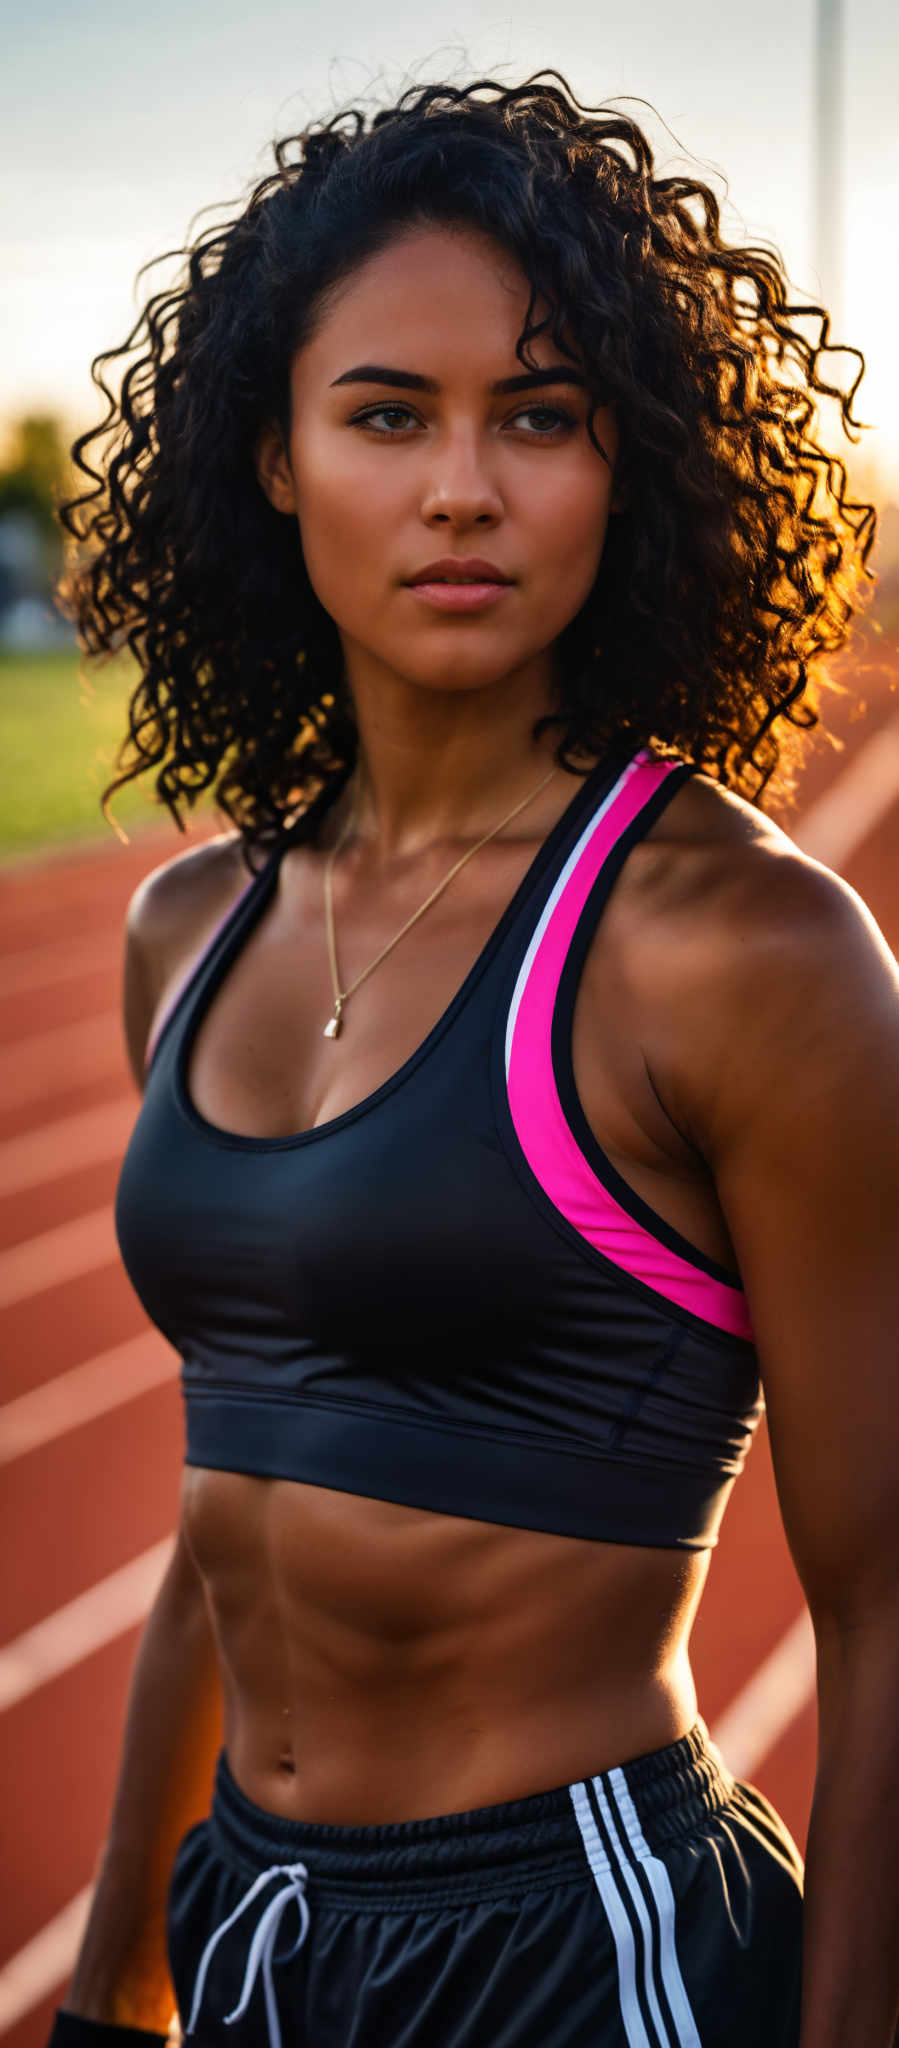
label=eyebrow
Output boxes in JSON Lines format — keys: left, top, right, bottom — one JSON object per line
{"left": 329, "top": 364, "right": 588, "bottom": 395}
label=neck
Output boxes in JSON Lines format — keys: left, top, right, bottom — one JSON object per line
{"left": 330, "top": 651, "right": 567, "bottom": 860}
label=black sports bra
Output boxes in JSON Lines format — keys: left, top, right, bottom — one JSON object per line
{"left": 115, "top": 748, "right": 763, "bottom": 1550}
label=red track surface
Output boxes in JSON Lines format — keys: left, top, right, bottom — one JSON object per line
{"left": 2, "top": 645, "right": 897, "bottom": 2046}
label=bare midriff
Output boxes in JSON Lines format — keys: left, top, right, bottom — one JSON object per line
{"left": 181, "top": 1465, "right": 709, "bottom": 1825}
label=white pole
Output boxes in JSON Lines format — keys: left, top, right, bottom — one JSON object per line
{"left": 814, "top": 0, "right": 844, "bottom": 337}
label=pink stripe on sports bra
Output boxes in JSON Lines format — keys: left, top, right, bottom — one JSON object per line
{"left": 504, "top": 752, "right": 753, "bottom": 1341}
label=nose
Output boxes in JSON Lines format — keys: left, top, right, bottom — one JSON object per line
{"left": 419, "top": 427, "right": 504, "bottom": 528}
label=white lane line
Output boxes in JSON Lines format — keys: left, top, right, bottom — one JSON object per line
{"left": 0, "top": 1206, "right": 117, "bottom": 1309}
{"left": 0, "top": 1537, "right": 174, "bottom": 1713}
{"left": 1, "top": 934, "right": 118, "bottom": 996}
{"left": 0, "top": 1884, "right": 94, "bottom": 2033}
{"left": 792, "top": 715, "right": 899, "bottom": 867}
{"left": 0, "top": 1011, "right": 121, "bottom": 1111}
{"left": 710, "top": 1606, "right": 816, "bottom": 1778}
{"left": 0, "top": 1332, "right": 178, "bottom": 1465}
{"left": 0, "top": 1099, "right": 135, "bottom": 1198}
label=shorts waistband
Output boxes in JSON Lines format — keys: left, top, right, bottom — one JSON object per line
{"left": 208, "top": 1719, "right": 736, "bottom": 1908}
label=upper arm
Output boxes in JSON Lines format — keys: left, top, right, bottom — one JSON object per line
{"left": 122, "top": 883, "right": 158, "bottom": 1092}
{"left": 121, "top": 834, "right": 248, "bottom": 1093}
{"left": 650, "top": 827, "right": 899, "bottom": 1635}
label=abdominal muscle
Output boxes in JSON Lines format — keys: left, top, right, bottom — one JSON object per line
{"left": 181, "top": 1462, "right": 709, "bottom": 1825}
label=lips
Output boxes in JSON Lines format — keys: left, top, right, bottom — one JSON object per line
{"left": 406, "top": 557, "right": 512, "bottom": 585}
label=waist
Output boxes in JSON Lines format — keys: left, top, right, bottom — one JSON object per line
{"left": 184, "top": 1465, "right": 707, "bottom": 1821}
{"left": 208, "top": 1719, "right": 736, "bottom": 1905}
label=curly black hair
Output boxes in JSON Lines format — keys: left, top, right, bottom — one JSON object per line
{"left": 57, "top": 71, "right": 877, "bottom": 869}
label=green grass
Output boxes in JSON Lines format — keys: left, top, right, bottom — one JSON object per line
{"left": 0, "top": 647, "right": 215, "bottom": 857}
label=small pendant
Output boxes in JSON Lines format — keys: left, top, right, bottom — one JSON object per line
{"left": 323, "top": 1001, "right": 343, "bottom": 1040}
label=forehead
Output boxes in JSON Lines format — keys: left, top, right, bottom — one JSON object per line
{"left": 296, "top": 223, "right": 566, "bottom": 385}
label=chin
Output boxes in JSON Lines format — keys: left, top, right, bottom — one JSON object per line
{"left": 409, "top": 666, "right": 526, "bottom": 698}
{"left": 392, "top": 637, "right": 540, "bottom": 690}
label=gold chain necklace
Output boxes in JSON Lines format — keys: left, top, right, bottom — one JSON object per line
{"left": 322, "top": 762, "right": 558, "bottom": 1038}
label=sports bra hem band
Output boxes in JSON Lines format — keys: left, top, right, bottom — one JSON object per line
{"left": 183, "top": 1377, "right": 721, "bottom": 1467}
{"left": 184, "top": 1391, "right": 729, "bottom": 1549}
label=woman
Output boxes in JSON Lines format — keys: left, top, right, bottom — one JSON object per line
{"left": 50, "top": 74, "right": 899, "bottom": 2048}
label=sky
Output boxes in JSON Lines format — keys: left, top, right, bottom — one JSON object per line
{"left": 3, "top": 0, "right": 898, "bottom": 497}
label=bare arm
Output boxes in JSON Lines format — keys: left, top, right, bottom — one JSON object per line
{"left": 57, "top": 858, "right": 239, "bottom": 2032}
{"left": 649, "top": 824, "right": 899, "bottom": 2048}
{"left": 60, "top": 1528, "right": 223, "bottom": 2030}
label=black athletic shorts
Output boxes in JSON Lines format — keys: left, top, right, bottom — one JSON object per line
{"left": 166, "top": 1719, "right": 804, "bottom": 2047}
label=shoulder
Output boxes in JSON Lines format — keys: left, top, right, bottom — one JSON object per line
{"left": 607, "top": 768, "right": 899, "bottom": 1152}
{"left": 126, "top": 830, "right": 251, "bottom": 954}
{"left": 122, "top": 832, "right": 253, "bottom": 1089}
{"left": 623, "top": 766, "right": 894, "bottom": 990}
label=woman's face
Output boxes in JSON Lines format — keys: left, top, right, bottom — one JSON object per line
{"left": 257, "top": 221, "right": 621, "bottom": 705}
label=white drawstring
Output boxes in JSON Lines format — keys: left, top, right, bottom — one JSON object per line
{"left": 186, "top": 1860, "right": 310, "bottom": 2048}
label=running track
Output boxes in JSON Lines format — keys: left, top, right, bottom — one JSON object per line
{"left": 2, "top": 648, "right": 898, "bottom": 2045}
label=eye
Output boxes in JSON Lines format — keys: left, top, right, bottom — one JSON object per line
{"left": 510, "top": 405, "right": 578, "bottom": 436}
{"left": 350, "top": 403, "right": 419, "bottom": 434}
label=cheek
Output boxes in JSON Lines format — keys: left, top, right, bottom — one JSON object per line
{"left": 529, "top": 474, "right": 613, "bottom": 600}
{"left": 292, "top": 454, "right": 391, "bottom": 615}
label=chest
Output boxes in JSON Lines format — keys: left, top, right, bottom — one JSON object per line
{"left": 177, "top": 840, "right": 733, "bottom": 1267}
{"left": 184, "top": 852, "right": 517, "bottom": 1141}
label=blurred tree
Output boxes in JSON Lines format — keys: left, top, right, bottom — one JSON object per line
{"left": 0, "top": 413, "right": 69, "bottom": 547}
{"left": 0, "top": 415, "right": 73, "bottom": 641}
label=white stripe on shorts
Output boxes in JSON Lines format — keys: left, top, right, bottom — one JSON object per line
{"left": 569, "top": 1765, "right": 702, "bottom": 2047}
{"left": 607, "top": 1768, "right": 702, "bottom": 2048}
{"left": 569, "top": 1778, "right": 652, "bottom": 2048}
